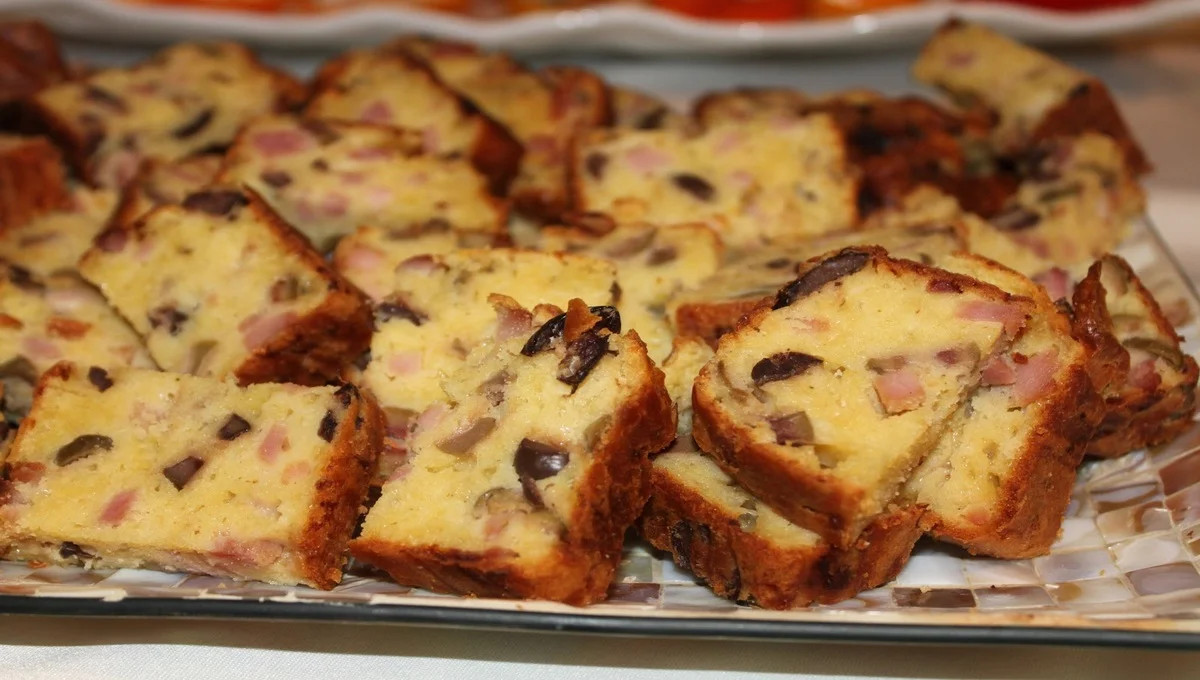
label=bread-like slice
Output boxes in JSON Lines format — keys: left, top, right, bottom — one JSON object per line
{"left": 641, "top": 452, "right": 922, "bottom": 609}
{"left": 306, "top": 45, "right": 522, "bottom": 195}
{"left": 537, "top": 222, "right": 724, "bottom": 362}
{"left": 332, "top": 222, "right": 506, "bottom": 302}
{"left": 109, "top": 154, "right": 223, "bottom": 228}
{"left": 351, "top": 302, "right": 674, "bottom": 604}
{"left": 913, "top": 19, "right": 1148, "bottom": 173}
{"left": 0, "top": 363, "right": 381, "bottom": 589}
{"left": 693, "top": 247, "right": 1035, "bottom": 547}
{"left": 218, "top": 115, "right": 507, "bottom": 251}
{"left": 351, "top": 249, "right": 618, "bottom": 482}
{"left": 669, "top": 221, "right": 966, "bottom": 348}
{"left": 396, "top": 37, "right": 612, "bottom": 221}
{"left": 572, "top": 115, "right": 857, "bottom": 251}
{"left": 27, "top": 42, "right": 304, "bottom": 188}
{"left": 611, "top": 85, "right": 691, "bottom": 131}
{"left": 904, "top": 253, "right": 1099, "bottom": 558}
{"left": 0, "top": 135, "right": 71, "bottom": 232}
{"left": 0, "top": 188, "right": 117, "bottom": 277}
{"left": 1072, "top": 255, "right": 1199, "bottom": 458}
{"left": 78, "top": 187, "right": 372, "bottom": 386}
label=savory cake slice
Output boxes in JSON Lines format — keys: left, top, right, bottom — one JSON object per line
{"left": 692, "top": 247, "right": 1035, "bottom": 547}
{"left": 1072, "top": 255, "right": 1199, "bottom": 458}
{"left": 903, "top": 253, "right": 1100, "bottom": 558}
{"left": 108, "top": 154, "right": 223, "bottom": 227}
{"left": 537, "top": 222, "right": 724, "bottom": 362}
{"left": 0, "top": 188, "right": 117, "bottom": 277}
{"left": 396, "top": 37, "right": 612, "bottom": 221}
{"left": 218, "top": 115, "right": 508, "bottom": 251}
{"left": 641, "top": 452, "right": 922, "bottom": 609}
{"left": 351, "top": 301, "right": 674, "bottom": 604}
{"left": 352, "top": 249, "right": 618, "bottom": 482}
{"left": 78, "top": 187, "right": 372, "bottom": 386}
{"left": 306, "top": 45, "right": 522, "bottom": 195}
{"left": 572, "top": 115, "right": 857, "bottom": 251}
{"left": 668, "top": 221, "right": 966, "bottom": 348}
{"left": 912, "top": 19, "right": 1148, "bottom": 173}
{"left": 0, "top": 135, "right": 71, "bottom": 232}
{"left": 27, "top": 41, "right": 303, "bottom": 188}
{"left": 0, "top": 363, "right": 382, "bottom": 589}
{"left": 332, "top": 222, "right": 506, "bottom": 302}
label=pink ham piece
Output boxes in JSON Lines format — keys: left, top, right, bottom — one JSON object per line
{"left": 398, "top": 254, "right": 440, "bottom": 275}
{"left": 980, "top": 356, "right": 1016, "bottom": 387}
{"left": 365, "top": 186, "right": 393, "bottom": 210}
{"left": 249, "top": 128, "right": 315, "bottom": 159}
{"left": 238, "top": 311, "right": 298, "bottom": 351}
{"left": 625, "top": 144, "right": 671, "bottom": 174}
{"left": 320, "top": 192, "right": 350, "bottom": 218}
{"left": 45, "top": 285, "right": 105, "bottom": 314}
{"left": 387, "top": 462, "right": 412, "bottom": 483}
{"left": 281, "top": 461, "right": 312, "bottom": 484}
{"left": 258, "top": 423, "right": 290, "bottom": 464}
{"left": 1034, "top": 267, "right": 1073, "bottom": 302}
{"left": 387, "top": 351, "right": 422, "bottom": 377}
{"left": 873, "top": 369, "right": 925, "bottom": 414}
{"left": 415, "top": 402, "right": 449, "bottom": 434}
{"left": 209, "top": 537, "right": 285, "bottom": 568}
{"left": 99, "top": 489, "right": 137, "bottom": 526}
{"left": 1129, "top": 358, "right": 1162, "bottom": 392}
{"left": 338, "top": 244, "right": 384, "bottom": 274}
{"left": 339, "top": 171, "right": 367, "bottom": 185}
{"left": 95, "top": 149, "right": 142, "bottom": 189}
{"left": 20, "top": 336, "right": 61, "bottom": 362}
{"left": 421, "top": 126, "right": 441, "bottom": 154}
{"left": 494, "top": 305, "right": 534, "bottom": 343}
{"left": 956, "top": 301, "right": 1028, "bottom": 337}
{"left": 359, "top": 99, "right": 394, "bottom": 124}
{"left": 1012, "top": 349, "right": 1060, "bottom": 406}
{"left": 799, "top": 318, "right": 830, "bottom": 333}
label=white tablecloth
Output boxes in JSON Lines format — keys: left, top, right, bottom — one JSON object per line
{"left": 4, "top": 23, "right": 1200, "bottom": 679}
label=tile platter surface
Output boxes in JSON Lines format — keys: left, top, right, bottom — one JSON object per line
{"left": 2, "top": 218, "right": 1200, "bottom": 640}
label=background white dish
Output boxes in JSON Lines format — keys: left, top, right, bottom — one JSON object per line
{"left": 1, "top": 0, "right": 1199, "bottom": 53}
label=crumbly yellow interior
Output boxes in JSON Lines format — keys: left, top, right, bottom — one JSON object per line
{"left": 221, "top": 116, "right": 503, "bottom": 251}
{"left": 332, "top": 224, "right": 496, "bottom": 302}
{"left": 576, "top": 116, "right": 855, "bottom": 250}
{"left": 34, "top": 43, "right": 287, "bottom": 182}
{"left": 904, "top": 254, "right": 1085, "bottom": 525}
{"left": 1, "top": 366, "right": 345, "bottom": 584}
{"left": 1002, "top": 166, "right": 1129, "bottom": 268}
{"left": 661, "top": 336, "right": 714, "bottom": 436}
{"left": 78, "top": 199, "right": 328, "bottom": 378}
{"left": 859, "top": 185, "right": 963, "bottom": 231}
{"left": 912, "top": 22, "right": 1086, "bottom": 148}
{"left": 359, "top": 323, "right": 645, "bottom": 563}
{"left": 706, "top": 259, "right": 1019, "bottom": 518}
{"left": 1101, "top": 259, "right": 1191, "bottom": 391}
{"left": 957, "top": 214, "right": 1056, "bottom": 279}
{"left": 654, "top": 452, "right": 821, "bottom": 549}
{"left": 306, "top": 50, "right": 479, "bottom": 157}
{"left": 0, "top": 190, "right": 117, "bottom": 277}
{"left": 361, "top": 249, "right": 617, "bottom": 416}
{"left": 119, "top": 155, "right": 224, "bottom": 225}
{"left": 0, "top": 272, "right": 154, "bottom": 376}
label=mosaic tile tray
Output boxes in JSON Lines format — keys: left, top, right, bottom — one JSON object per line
{"left": 3, "top": 217, "right": 1200, "bottom": 650}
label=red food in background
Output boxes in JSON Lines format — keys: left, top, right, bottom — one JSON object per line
{"left": 809, "top": 0, "right": 922, "bottom": 18}
{"left": 965, "top": 0, "right": 1147, "bottom": 10}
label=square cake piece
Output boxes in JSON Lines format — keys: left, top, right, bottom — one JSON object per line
{"left": 27, "top": 41, "right": 303, "bottom": 188}
{"left": 571, "top": 115, "right": 857, "bottom": 251}
{"left": 0, "top": 135, "right": 71, "bottom": 232}
{"left": 306, "top": 45, "right": 522, "bottom": 195}
{"left": 0, "top": 363, "right": 381, "bottom": 589}
{"left": 218, "top": 115, "right": 508, "bottom": 251}
{"left": 78, "top": 187, "right": 372, "bottom": 386}
{"left": 351, "top": 301, "right": 674, "bottom": 604}
{"left": 692, "top": 247, "right": 1036, "bottom": 547}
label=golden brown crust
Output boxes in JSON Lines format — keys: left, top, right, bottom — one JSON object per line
{"left": 350, "top": 331, "right": 675, "bottom": 605}
{"left": 1071, "top": 256, "right": 1199, "bottom": 458}
{"left": 1033, "top": 79, "right": 1150, "bottom": 176}
{"left": 672, "top": 297, "right": 768, "bottom": 350}
{"left": 819, "top": 506, "right": 922, "bottom": 601}
{"left": 298, "top": 384, "right": 383, "bottom": 589}
{"left": 0, "top": 135, "right": 70, "bottom": 232}
{"left": 231, "top": 189, "right": 374, "bottom": 387}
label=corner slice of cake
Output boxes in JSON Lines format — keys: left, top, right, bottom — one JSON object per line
{"left": 332, "top": 222, "right": 507, "bottom": 302}
{"left": 668, "top": 221, "right": 966, "bottom": 348}
{"left": 1072, "top": 255, "right": 1199, "bottom": 458}
{"left": 78, "top": 186, "right": 373, "bottom": 386}
{"left": 218, "top": 115, "right": 508, "bottom": 252}
{"left": 571, "top": 115, "right": 857, "bottom": 251}
{"left": 108, "top": 154, "right": 223, "bottom": 228}
{"left": 912, "top": 19, "right": 1148, "bottom": 173}
{"left": 306, "top": 45, "right": 522, "bottom": 196}
{"left": 692, "top": 247, "right": 1035, "bottom": 547}
{"left": 903, "top": 253, "right": 1101, "bottom": 558}
{"left": 351, "top": 301, "right": 674, "bottom": 604}
{"left": 0, "top": 135, "right": 71, "bottom": 232}
{"left": 0, "top": 188, "right": 117, "bottom": 277}
{"left": 0, "top": 363, "right": 382, "bottom": 589}
{"left": 27, "top": 42, "right": 304, "bottom": 188}
{"left": 641, "top": 452, "right": 922, "bottom": 609}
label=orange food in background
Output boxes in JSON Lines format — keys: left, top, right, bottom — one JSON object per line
{"left": 809, "top": 0, "right": 921, "bottom": 18}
